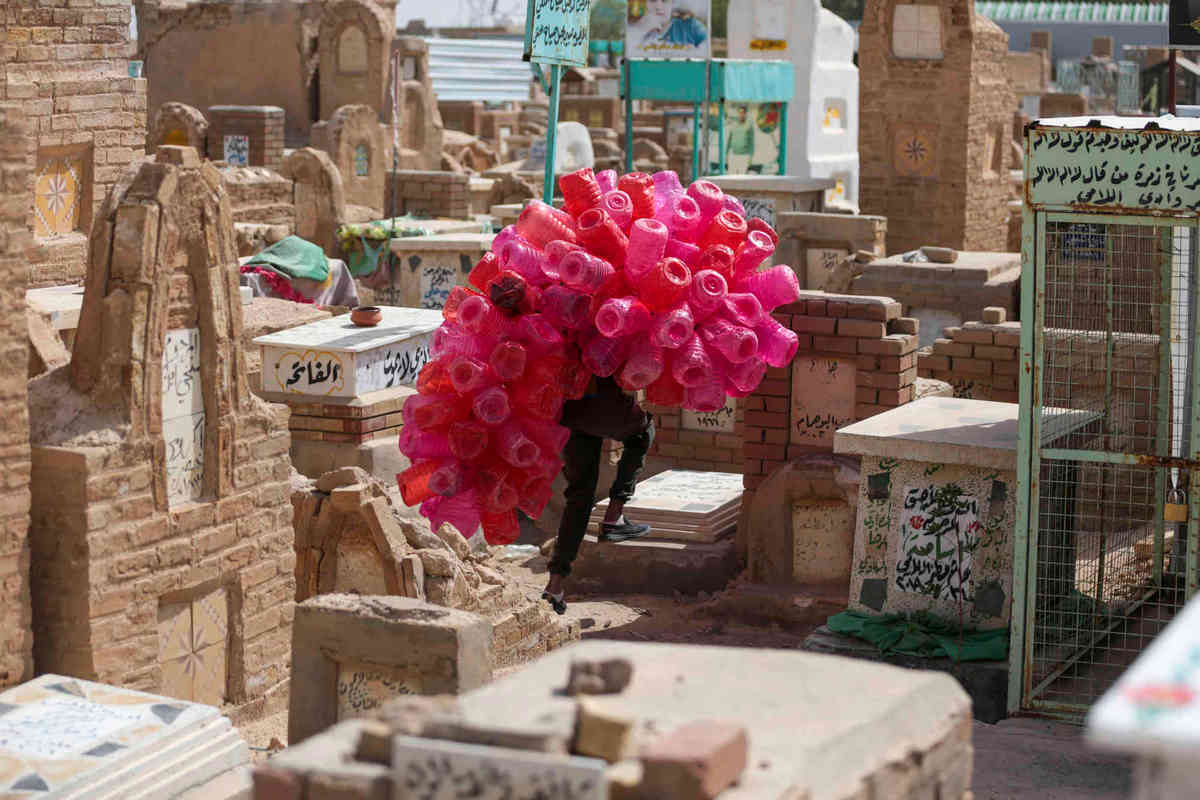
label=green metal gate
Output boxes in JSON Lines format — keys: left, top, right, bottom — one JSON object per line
{"left": 1012, "top": 121, "right": 1200, "bottom": 719}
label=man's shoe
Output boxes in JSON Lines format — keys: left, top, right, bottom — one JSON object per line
{"left": 598, "top": 516, "right": 652, "bottom": 543}
{"left": 542, "top": 590, "right": 567, "bottom": 615}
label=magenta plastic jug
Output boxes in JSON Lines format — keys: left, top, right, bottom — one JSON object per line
{"left": 498, "top": 424, "right": 542, "bottom": 469}
{"left": 595, "top": 296, "right": 652, "bottom": 338}
{"left": 722, "top": 194, "right": 746, "bottom": 217}
{"left": 602, "top": 189, "right": 634, "bottom": 232}
{"left": 754, "top": 315, "right": 800, "bottom": 368}
{"left": 472, "top": 385, "right": 511, "bottom": 427}
{"left": 457, "top": 294, "right": 506, "bottom": 337}
{"left": 582, "top": 333, "right": 631, "bottom": 378}
{"left": 428, "top": 460, "right": 468, "bottom": 496}
{"left": 431, "top": 324, "right": 491, "bottom": 361}
{"left": 595, "top": 168, "right": 618, "bottom": 194}
{"left": 722, "top": 292, "right": 765, "bottom": 327}
{"left": 398, "top": 426, "right": 453, "bottom": 460}
{"left": 740, "top": 264, "right": 800, "bottom": 310}
{"left": 541, "top": 285, "right": 592, "bottom": 330}
{"left": 684, "top": 377, "right": 726, "bottom": 413}
{"left": 732, "top": 230, "right": 777, "bottom": 278}
{"left": 618, "top": 340, "right": 665, "bottom": 390}
{"left": 559, "top": 249, "right": 615, "bottom": 292}
{"left": 686, "top": 180, "right": 725, "bottom": 229}
{"left": 516, "top": 314, "right": 565, "bottom": 355}
{"left": 543, "top": 239, "right": 582, "bottom": 282}
{"left": 650, "top": 304, "right": 695, "bottom": 349}
{"left": 448, "top": 355, "right": 494, "bottom": 395}
{"left": 664, "top": 238, "right": 700, "bottom": 268}
{"left": 725, "top": 354, "right": 768, "bottom": 394}
{"left": 670, "top": 334, "right": 715, "bottom": 388}
{"left": 447, "top": 420, "right": 489, "bottom": 460}
{"left": 670, "top": 195, "right": 703, "bottom": 243}
{"left": 422, "top": 489, "right": 481, "bottom": 539}
{"left": 636, "top": 257, "right": 692, "bottom": 312}
{"left": 700, "top": 318, "right": 759, "bottom": 364}
{"left": 625, "top": 218, "right": 669, "bottom": 280}
{"left": 498, "top": 237, "right": 549, "bottom": 284}
{"left": 517, "top": 200, "right": 577, "bottom": 248}
{"left": 689, "top": 269, "right": 729, "bottom": 321}
{"left": 489, "top": 340, "right": 528, "bottom": 381}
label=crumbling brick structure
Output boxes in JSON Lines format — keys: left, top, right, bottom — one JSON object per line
{"left": 0, "top": 106, "right": 33, "bottom": 689}
{"left": 27, "top": 147, "right": 294, "bottom": 713}
{"left": 858, "top": 0, "right": 1014, "bottom": 254}
{"left": 3, "top": 0, "right": 148, "bottom": 286}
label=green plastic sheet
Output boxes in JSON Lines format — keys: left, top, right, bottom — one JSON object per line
{"left": 244, "top": 235, "right": 329, "bottom": 283}
{"left": 827, "top": 610, "right": 1009, "bottom": 663}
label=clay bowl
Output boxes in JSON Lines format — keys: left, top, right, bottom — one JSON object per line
{"left": 351, "top": 305, "right": 382, "bottom": 327}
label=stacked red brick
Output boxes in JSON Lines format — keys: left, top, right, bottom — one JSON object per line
{"left": 743, "top": 291, "right": 920, "bottom": 491}
{"left": 916, "top": 308, "right": 1020, "bottom": 402}
{"left": 645, "top": 403, "right": 744, "bottom": 472}
{"left": 386, "top": 170, "right": 471, "bottom": 219}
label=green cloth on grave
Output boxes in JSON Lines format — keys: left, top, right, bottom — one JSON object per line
{"left": 826, "top": 610, "right": 1009, "bottom": 663}
{"left": 245, "top": 235, "right": 330, "bottom": 283}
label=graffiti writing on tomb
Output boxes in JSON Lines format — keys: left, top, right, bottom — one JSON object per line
{"left": 275, "top": 350, "right": 345, "bottom": 395}
{"left": 895, "top": 484, "right": 981, "bottom": 602}
{"left": 163, "top": 329, "right": 205, "bottom": 505}
{"left": 682, "top": 397, "right": 736, "bottom": 433}
{"left": 420, "top": 264, "right": 456, "bottom": 309}
{"left": 358, "top": 339, "right": 432, "bottom": 391}
{"left": 790, "top": 356, "right": 856, "bottom": 447}
{"left": 742, "top": 196, "right": 776, "bottom": 227}
{"left": 336, "top": 663, "right": 416, "bottom": 720}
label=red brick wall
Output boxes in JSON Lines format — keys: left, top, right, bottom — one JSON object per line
{"left": 646, "top": 402, "right": 744, "bottom": 473}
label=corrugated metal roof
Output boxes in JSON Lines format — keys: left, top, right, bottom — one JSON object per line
{"left": 424, "top": 36, "right": 532, "bottom": 103}
{"left": 976, "top": 1, "right": 1168, "bottom": 24}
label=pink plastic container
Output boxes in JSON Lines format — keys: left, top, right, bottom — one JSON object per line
{"left": 398, "top": 426, "right": 453, "bottom": 460}
{"left": 431, "top": 325, "right": 491, "bottom": 361}
{"left": 498, "top": 424, "right": 541, "bottom": 469}
{"left": 755, "top": 315, "right": 800, "bottom": 368}
{"left": 582, "top": 334, "right": 631, "bottom": 378}
{"left": 457, "top": 294, "right": 505, "bottom": 337}
{"left": 722, "top": 292, "right": 765, "bottom": 327}
{"left": 650, "top": 304, "right": 695, "bottom": 349}
{"left": 652, "top": 170, "right": 683, "bottom": 203}
{"left": 722, "top": 194, "right": 746, "bottom": 217}
{"left": 576, "top": 207, "right": 628, "bottom": 267}
{"left": 489, "top": 340, "right": 527, "bottom": 381}
{"left": 481, "top": 509, "right": 519, "bottom": 545}
{"left": 422, "top": 489, "right": 481, "bottom": 539}
{"left": 601, "top": 189, "right": 633, "bottom": 232}
{"left": 441, "top": 286, "right": 478, "bottom": 323}
{"left": 510, "top": 381, "right": 564, "bottom": 421}
{"left": 636, "top": 257, "right": 692, "bottom": 312}
{"left": 472, "top": 385, "right": 511, "bottom": 427}
{"left": 448, "top": 355, "right": 493, "bottom": 395}
{"left": 687, "top": 180, "right": 725, "bottom": 228}
{"left": 697, "top": 244, "right": 736, "bottom": 282}
{"left": 740, "top": 264, "right": 800, "bottom": 310}
{"left": 732, "top": 230, "right": 777, "bottom": 278}
{"left": 517, "top": 480, "right": 554, "bottom": 519}
{"left": 595, "top": 169, "right": 618, "bottom": 194}
{"left": 560, "top": 249, "right": 615, "bottom": 292}
{"left": 618, "top": 340, "right": 665, "bottom": 390}
{"left": 618, "top": 172, "right": 655, "bottom": 220}
{"left": 404, "top": 392, "right": 470, "bottom": 430}
{"left": 646, "top": 371, "right": 685, "bottom": 406}
{"left": 670, "top": 195, "right": 703, "bottom": 243}
{"left": 516, "top": 314, "right": 565, "bottom": 355}
{"left": 699, "top": 209, "right": 749, "bottom": 252}
{"left": 595, "top": 296, "right": 652, "bottom": 338}
{"left": 517, "top": 200, "right": 577, "bottom": 248}
{"left": 543, "top": 239, "right": 582, "bottom": 282}
{"left": 416, "top": 359, "right": 456, "bottom": 397}
{"left": 560, "top": 167, "right": 603, "bottom": 218}
{"left": 626, "top": 218, "right": 670, "bottom": 280}
{"left": 480, "top": 470, "right": 520, "bottom": 514}
{"left": 689, "top": 269, "right": 729, "bottom": 321}
{"left": 428, "top": 460, "right": 467, "bottom": 496}
{"left": 671, "top": 334, "right": 715, "bottom": 388}
{"left": 498, "top": 237, "right": 549, "bottom": 283}
{"left": 700, "top": 318, "right": 759, "bottom": 364}
{"left": 725, "top": 354, "right": 768, "bottom": 393}
{"left": 522, "top": 417, "right": 571, "bottom": 455}
{"left": 665, "top": 238, "right": 700, "bottom": 268}
{"left": 684, "top": 378, "right": 726, "bottom": 413}
{"left": 541, "top": 285, "right": 592, "bottom": 330}
{"left": 747, "top": 216, "right": 779, "bottom": 245}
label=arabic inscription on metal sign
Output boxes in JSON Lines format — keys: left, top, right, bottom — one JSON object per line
{"left": 523, "top": 0, "right": 591, "bottom": 68}
{"left": 1027, "top": 127, "right": 1200, "bottom": 214}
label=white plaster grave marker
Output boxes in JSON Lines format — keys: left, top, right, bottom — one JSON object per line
{"left": 682, "top": 397, "right": 737, "bottom": 434}
{"left": 790, "top": 355, "right": 856, "bottom": 448}
{"left": 163, "top": 328, "right": 204, "bottom": 505}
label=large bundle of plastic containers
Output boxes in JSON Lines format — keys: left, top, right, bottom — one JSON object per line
{"left": 399, "top": 167, "right": 801, "bottom": 545}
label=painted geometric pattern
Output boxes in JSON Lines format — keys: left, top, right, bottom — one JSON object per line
{"left": 0, "top": 675, "right": 206, "bottom": 798}
{"left": 157, "top": 588, "right": 227, "bottom": 706}
{"left": 893, "top": 125, "right": 937, "bottom": 178}
{"left": 33, "top": 154, "right": 83, "bottom": 238}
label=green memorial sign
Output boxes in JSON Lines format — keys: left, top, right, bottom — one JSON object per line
{"left": 523, "top": 0, "right": 591, "bottom": 68}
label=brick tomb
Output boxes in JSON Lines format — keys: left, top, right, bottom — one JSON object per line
{"left": 27, "top": 147, "right": 295, "bottom": 713}
{"left": 207, "top": 106, "right": 285, "bottom": 171}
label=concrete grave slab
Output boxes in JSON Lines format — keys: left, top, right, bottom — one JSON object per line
{"left": 589, "top": 470, "right": 743, "bottom": 544}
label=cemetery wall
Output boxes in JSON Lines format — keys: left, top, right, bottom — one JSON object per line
{"left": 385, "top": 170, "right": 471, "bottom": 219}
{"left": 3, "top": 0, "right": 148, "bottom": 287}
{"left": 645, "top": 402, "right": 744, "bottom": 474}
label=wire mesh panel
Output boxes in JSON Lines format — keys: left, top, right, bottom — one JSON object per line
{"left": 1025, "top": 215, "right": 1197, "bottom": 716}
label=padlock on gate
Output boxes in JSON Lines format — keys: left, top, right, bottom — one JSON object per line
{"left": 1165, "top": 488, "right": 1189, "bottom": 523}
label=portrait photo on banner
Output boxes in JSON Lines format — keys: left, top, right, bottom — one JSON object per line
{"left": 625, "top": 0, "right": 712, "bottom": 60}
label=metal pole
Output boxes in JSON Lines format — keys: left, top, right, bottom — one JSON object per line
{"left": 691, "top": 102, "right": 700, "bottom": 182}
{"left": 777, "top": 102, "right": 788, "bottom": 175}
{"left": 543, "top": 63, "right": 562, "bottom": 204}
{"left": 624, "top": 59, "right": 634, "bottom": 174}
{"left": 701, "top": 58, "right": 712, "bottom": 176}
{"left": 1170, "top": 49, "right": 1178, "bottom": 115}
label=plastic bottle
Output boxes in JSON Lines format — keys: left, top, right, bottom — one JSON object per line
{"left": 542, "top": 285, "right": 592, "bottom": 330}
{"left": 398, "top": 459, "right": 443, "bottom": 506}
{"left": 517, "top": 200, "right": 577, "bottom": 248}
{"left": 487, "top": 269, "right": 539, "bottom": 316}
{"left": 441, "top": 285, "right": 479, "bottom": 323}
{"left": 481, "top": 509, "right": 520, "bottom": 545}
{"left": 664, "top": 238, "right": 700, "bottom": 268}
{"left": 576, "top": 207, "right": 628, "bottom": 268}
{"left": 618, "top": 340, "right": 665, "bottom": 390}
{"left": 398, "top": 426, "right": 453, "bottom": 460}
{"left": 431, "top": 324, "right": 491, "bottom": 361}
{"left": 582, "top": 333, "right": 631, "bottom": 378}
{"left": 448, "top": 355, "right": 493, "bottom": 395}
{"left": 560, "top": 249, "right": 615, "bottom": 292}
{"left": 699, "top": 209, "right": 749, "bottom": 252}
{"left": 671, "top": 334, "right": 715, "bottom": 388}
{"left": 722, "top": 292, "right": 765, "bottom": 327}
{"left": 724, "top": 354, "right": 768, "bottom": 394}
{"left": 515, "top": 314, "right": 565, "bottom": 355}
{"left": 646, "top": 371, "right": 686, "bottom": 406}
{"left": 684, "top": 378, "right": 726, "bottom": 413}
{"left": 596, "top": 296, "right": 652, "bottom": 338}
{"left": 730, "top": 230, "right": 775, "bottom": 279}
{"left": 480, "top": 469, "right": 519, "bottom": 514}
{"left": 747, "top": 216, "right": 779, "bottom": 245}
{"left": 754, "top": 315, "right": 800, "bottom": 368}
{"left": 522, "top": 416, "right": 571, "bottom": 454}
{"left": 722, "top": 193, "right": 746, "bottom": 217}
{"left": 669, "top": 195, "right": 703, "bottom": 243}
{"left": 601, "top": 189, "right": 633, "bottom": 232}
{"left": 697, "top": 244, "right": 736, "bottom": 283}
{"left": 457, "top": 294, "right": 506, "bottom": 337}
{"left": 652, "top": 170, "right": 683, "bottom": 206}
{"left": 489, "top": 340, "right": 527, "bottom": 381}
{"left": 689, "top": 269, "right": 729, "bottom": 321}
{"left": 422, "top": 489, "right": 481, "bottom": 540}
{"left": 595, "top": 169, "right": 618, "bottom": 194}
{"left": 472, "top": 385, "right": 511, "bottom": 427}
{"left": 517, "top": 480, "right": 554, "bottom": 519}
{"left": 417, "top": 357, "right": 456, "bottom": 396}
{"left": 448, "top": 420, "right": 489, "bottom": 460}
{"left": 543, "top": 239, "right": 582, "bottom": 282}
{"left": 637, "top": 257, "right": 692, "bottom": 312}
{"left": 511, "top": 380, "right": 564, "bottom": 421}
{"left": 700, "top": 318, "right": 759, "bottom": 364}
{"left": 428, "top": 460, "right": 467, "bottom": 496}
{"left": 650, "top": 304, "right": 695, "bottom": 349}
{"left": 559, "top": 358, "right": 592, "bottom": 399}
{"left": 498, "top": 237, "right": 549, "bottom": 284}
{"left": 618, "top": 172, "right": 656, "bottom": 220}
{"left": 468, "top": 251, "right": 501, "bottom": 292}
{"left": 560, "top": 167, "right": 603, "bottom": 218}
{"left": 498, "top": 424, "right": 541, "bottom": 468}
{"left": 740, "top": 264, "right": 800, "bottom": 310}
{"left": 404, "top": 392, "right": 470, "bottom": 430}
{"left": 686, "top": 180, "right": 725, "bottom": 229}
{"left": 625, "top": 218, "right": 670, "bottom": 281}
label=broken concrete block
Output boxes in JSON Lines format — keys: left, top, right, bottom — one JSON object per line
{"left": 269, "top": 720, "right": 391, "bottom": 800}
{"left": 920, "top": 246, "right": 958, "bottom": 264}
{"left": 330, "top": 483, "right": 370, "bottom": 512}
{"left": 421, "top": 705, "right": 577, "bottom": 754}
{"left": 639, "top": 721, "right": 749, "bottom": 800}
{"left": 252, "top": 766, "right": 303, "bottom": 800}
{"left": 574, "top": 698, "right": 635, "bottom": 763}
{"left": 400, "top": 553, "right": 426, "bottom": 600}
{"left": 392, "top": 735, "right": 607, "bottom": 798}
{"left": 566, "top": 658, "right": 634, "bottom": 696}
{"left": 434, "top": 521, "right": 473, "bottom": 560}
{"left": 316, "top": 466, "right": 373, "bottom": 493}
{"left": 417, "top": 548, "right": 457, "bottom": 577}
{"left": 355, "top": 719, "right": 394, "bottom": 765}
{"left": 372, "top": 695, "right": 461, "bottom": 736}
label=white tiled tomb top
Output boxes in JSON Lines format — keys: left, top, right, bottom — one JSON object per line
{"left": 252, "top": 306, "right": 442, "bottom": 353}
{"left": 594, "top": 469, "right": 744, "bottom": 516}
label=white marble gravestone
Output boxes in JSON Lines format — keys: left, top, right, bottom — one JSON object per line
{"left": 254, "top": 307, "right": 442, "bottom": 398}
{"left": 682, "top": 397, "right": 737, "bottom": 434}
{"left": 162, "top": 328, "right": 204, "bottom": 505}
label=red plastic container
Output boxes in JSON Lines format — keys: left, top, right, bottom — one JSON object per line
{"left": 542, "top": 285, "right": 592, "bottom": 330}
{"left": 626, "top": 218, "right": 670, "bottom": 280}
{"left": 698, "top": 244, "right": 736, "bottom": 282}
{"left": 618, "top": 171, "right": 656, "bottom": 220}
{"left": 481, "top": 509, "right": 520, "bottom": 545}
{"left": 637, "top": 257, "right": 692, "bottom": 312}
{"left": 428, "top": 460, "right": 467, "bottom": 496}
{"left": 417, "top": 357, "right": 456, "bottom": 396}
{"left": 646, "top": 371, "right": 686, "bottom": 406}
{"left": 747, "top": 216, "right": 779, "bottom": 245}
{"left": 517, "top": 200, "right": 577, "bottom": 248}
{"left": 560, "top": 250, "right": 615, "bottom": 292}
{"left": 448, "top": 355, "right": 493, "bottom": 395}
{"left": 468, "top": 251, "right": 501, "bottom": 292}
{"left": 618, "top": 339, "right": 665, "bottom": 390}
{"left": 510, "top": 380, "right": 564, "bottom": 421}
{"left": 447, "top": 420, "right": 489, "bottom": 460}
{"left": 560, "top": 167, "right": 603, "bottom": 218}
{"left": 404, "top": 392, "right": 470, "bottom": 430}
{"left": 498, "top": 424, "right": 541, "bottom": 469}
{"left": 670, "top": 195, "right": 703, "bottom": 243}
{"left": 489, "top": 340, "right": 527, "bottom": 381}
{"left": 516, "top": 314, "right": 565, "bottom": 355}
{"left": 686, "top": 180, "right": 725, "bottom": 228}
{"left": 698, "top": 209, "right": 749, "bottom": 252}
{"left": 442, "top": 285, "right": 480, "bottom": 323}
{"left": 732, "top": 230, "right": 777, "bottom": 278}
{"left": 422, "top": 490, "right": 481, "bottom": 540}
{"left": 398, "top": 459, "right": 441, "bottom": 506}
{"left": 582, "top": 333, "right": 631, "bottom": 378}
{"left": 472, "top": 385, "right": 511, "bottom": 427}
{"left": 602, "top": 189, "right": 634, "bottom": 232}
{"left": 457, "top": 294, "right": 505, "bottom": 337}
{"left": 543, "top": 239, "right": 583, "bottom": 282}
{"left": 595, "top": 297, "right": 652, "bottom": 338}
{"left": 689, "top": 269, "right": 729, "bottom": 322}
{"left": 576, "top": 207, "right": 629, "bottom": 268}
